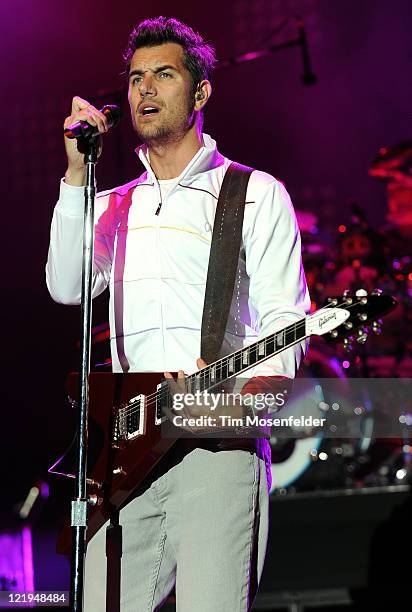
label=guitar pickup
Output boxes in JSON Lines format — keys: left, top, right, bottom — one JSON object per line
{"left": 155, "top": 382, "right": 169, "bottom": 425}
{"left": 114, "top": 395, "right": 145, "bottom": 442}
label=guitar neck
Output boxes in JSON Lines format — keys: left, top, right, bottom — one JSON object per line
{"left": 185, "top": 317, "right": 307, "bottom": 393}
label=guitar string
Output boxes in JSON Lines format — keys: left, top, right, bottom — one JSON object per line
{"left": 117, "top": 297, "right": 368, "bottom": 427}
{"left": 119, "top": 317, "right": 308, "bottom": 420}
{"left": 118, "top": 297, "right": 369, "bottom": 424}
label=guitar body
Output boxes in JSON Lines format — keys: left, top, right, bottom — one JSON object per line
{"left": 56, "top": 372, "right": 176, "bottom": 555}
{"left": 52, "top": 292, "right": 398, "bottom": 555}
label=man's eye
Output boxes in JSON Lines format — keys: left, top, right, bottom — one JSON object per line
{"left": 131, "top": 76, "right": 142, "bottom": 85}
{"left": 159, "top": 72, "right": 172, "bottom": 79}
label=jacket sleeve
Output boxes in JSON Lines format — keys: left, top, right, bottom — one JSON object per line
{"left": 45, "top": 180, "right": 112, "bottom": 305}
{"left": 242, "top": 175, "right": 311, "bottom": 381}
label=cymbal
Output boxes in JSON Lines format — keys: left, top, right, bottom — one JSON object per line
{"left": 369, "top": 140, "right": 412, "bottom": 181}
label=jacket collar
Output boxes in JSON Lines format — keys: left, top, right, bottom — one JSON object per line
{"left": 134, "top": 133, "right": 227, "bottom": 190}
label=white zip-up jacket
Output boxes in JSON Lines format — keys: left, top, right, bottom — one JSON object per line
{"left": 46, "top": 134, "right": 310, "bottom": 378}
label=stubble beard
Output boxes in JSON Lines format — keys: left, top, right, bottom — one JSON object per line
{"left": 134, "top": 97, "right": 196, "bottom": 147}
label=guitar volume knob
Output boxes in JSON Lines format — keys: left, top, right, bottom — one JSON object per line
{"left": 88, "top": 494, "right": 103, "bottom": 506}
{"left": 113, "top": 466, "right": 127, "bottom": 476}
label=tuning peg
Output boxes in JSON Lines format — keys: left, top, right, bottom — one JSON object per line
{"left": 342, "top": 291, "right": 353, "bottom": 304}
{"left": 343, "top": 338, "right": 353, "bottom": 352}
{"left": 371, "top": 288, "right": 383, "bottom": 296}
{"left": 372, "top": 320, "right": 383, "bottom": 335}
{"left": 330, "top": 330, "right": 339, "bottom": 338}
{"left": 355, "top": 289, "right": 368, "bottom": 304}
{"left": 356, "top": 327, "right": 368, "bottom": 344}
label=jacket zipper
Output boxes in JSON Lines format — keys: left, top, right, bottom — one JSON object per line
{"left": 154, "top": 175, "right": 163, "bottom": 216}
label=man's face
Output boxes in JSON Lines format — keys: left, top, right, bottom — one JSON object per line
{"left": 128, "top": 42, "right": 196, "bottom": 146}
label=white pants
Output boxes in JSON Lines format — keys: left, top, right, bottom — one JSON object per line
{"left": 84, "top": 447, "right": 270, "bottom": 611}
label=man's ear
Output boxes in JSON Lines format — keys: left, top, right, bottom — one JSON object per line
{"left": 194, "top": 80, "right": 212, "bottom": 110}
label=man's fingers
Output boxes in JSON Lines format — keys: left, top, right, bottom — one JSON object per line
{"left": 164, "top": 371, "right": 186, "bottom": 397}
{"left": 196, "top": 357, "right": 208, "bottom": 369}
{"left": 163, "top": 370, "right": 186, "bottom": 381}
{"left": 65, "top": 96, "right": 109, "bottom": 134}
{"left": 71, "top": 95, "right": 93, "bottom": 113}
{"left": 64, "top": 109, "right": 107, "bottom": 133}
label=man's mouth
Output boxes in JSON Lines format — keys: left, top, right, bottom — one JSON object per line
{"left": 142, "top": 107, "right": 159, "bottom": 115}
{"left": 139, "top": 104, "right": 161, "bottom": 116}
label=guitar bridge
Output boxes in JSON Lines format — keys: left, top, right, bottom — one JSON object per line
{"left": 113, "top": 395, "right": 145, "bottom": 443}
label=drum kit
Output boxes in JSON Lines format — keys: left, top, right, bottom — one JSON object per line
{"left": 270, "top": 140, "right": 412, "bottom": 496}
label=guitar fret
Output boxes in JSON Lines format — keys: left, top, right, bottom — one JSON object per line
{"left": 219, "top": 362, "right": 228, "bottom": 380}
{"left": 228, "top": 356, "right": 234, "bottom": 372}
{"left": 295, "top": 321, "right": 306, "bottom": 340}
{"left": 248, "top": 345, "right": 258, "bottom": 365}
{"left": 204, "top": 371, "right": 211, "bottom": 390}
{"left": 194, "top": 373, "right": 203, "bottom": 393}
{"left": 266, "top": 337, "right": 275, "bottom": 354}
{"left": 284, "top": 328, "right": 292, "bottom": 346}
{"left": 276, "top": 331, "right": 285, "bottom": 347}
{"left": 242, "top": 349, "right": 249, "bottom": 366}
{"left": 258, "top": 342, "right": 265, "bottom": 356}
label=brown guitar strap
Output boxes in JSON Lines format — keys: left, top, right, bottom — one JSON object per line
{"left": 201, "top": 161, "right": 254, "bottom": 364}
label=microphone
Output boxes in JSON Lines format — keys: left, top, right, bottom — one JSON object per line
{"left": 64, "top": 104, "right": 121, "bottom": 139}
{"left": 296, "top": 18, "right": 317, "bottom": 86}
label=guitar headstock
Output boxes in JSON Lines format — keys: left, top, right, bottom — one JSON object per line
{"left": 307, "top": 289, "right": 398, "bottom": 345}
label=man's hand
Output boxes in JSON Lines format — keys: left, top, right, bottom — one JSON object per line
{"left": 164, "top": 358, "right": 244, "bottom": 436}
{"left": 163, "top": 359, "right": 209, "bottom": 434}
{"left": 164, "top": 358, "right": 207, "bottom": 391}
{"left": 63, "top": 96, "right": 108, "bottom": 186}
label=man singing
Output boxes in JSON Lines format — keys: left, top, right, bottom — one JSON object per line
{"left": 46, "top": 16, "right": 309, "bottom": 612}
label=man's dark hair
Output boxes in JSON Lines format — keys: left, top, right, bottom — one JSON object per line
{"left": 123, "top": 16, "right": 216, "bottom": 94}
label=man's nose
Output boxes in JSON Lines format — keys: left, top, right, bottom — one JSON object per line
{"left": 139, "top": 73, "right": 156, "bottom": 97}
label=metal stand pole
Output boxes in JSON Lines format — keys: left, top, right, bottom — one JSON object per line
{"left": 105, "top": 511, "right": 122, "bottom": 612}
{"left": 69, "top": 138, "right": 98, "bottom": 612}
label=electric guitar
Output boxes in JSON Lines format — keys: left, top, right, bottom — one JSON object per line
{"left": 50, "top": 291, "right": 397, "bottom": 554}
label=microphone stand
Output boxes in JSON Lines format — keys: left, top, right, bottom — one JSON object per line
{"left": 70, "top": 136, "right": 98, "bottom": 612}
{"left": 215, "top": 17, "right": 317, "bottom": 85}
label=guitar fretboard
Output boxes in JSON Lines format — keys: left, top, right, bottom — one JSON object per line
{"left": 188, "top": 318, "right": 307, "bottom": 393}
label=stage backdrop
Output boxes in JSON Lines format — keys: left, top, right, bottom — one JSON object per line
{"left": 0, "top": 0, "right": 410, "bottom": 552}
